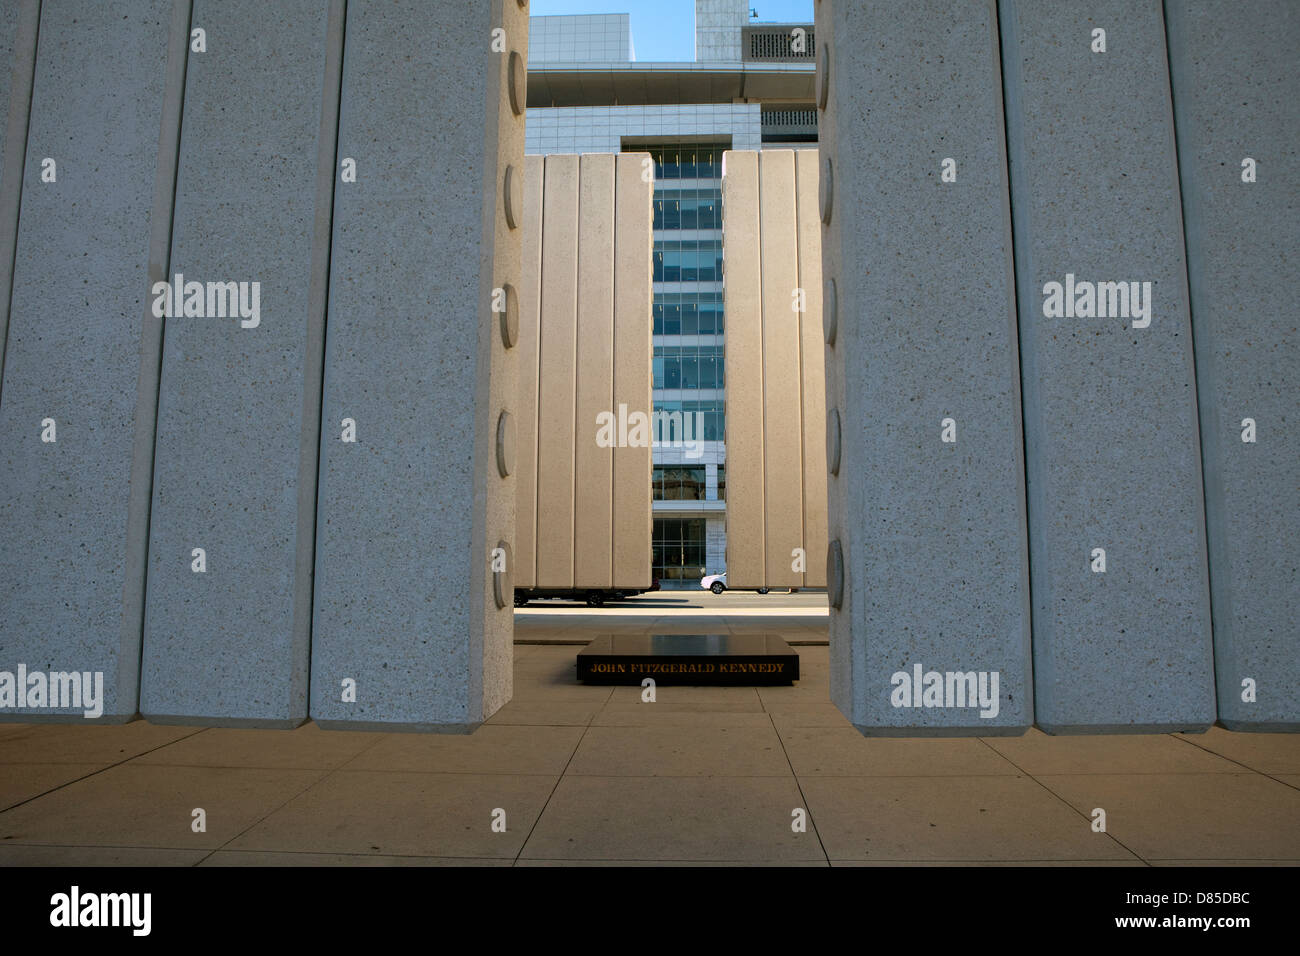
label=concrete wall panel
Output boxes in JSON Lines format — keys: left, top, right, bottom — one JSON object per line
{"left": 612, "top": 152, "right": 654, "bottom": 589}
{"left": 758, "top": 150, "right": 804, "bottom": 587}
{"left": 0, "top": 0, "right": 181, "bottom": 723}
{"left": 1001, "top": 0, "right": 1215, "bottom": 733}
{"left": 795, "top": 148, "right": 828, "bottom": 588}
{"left": 516, "top": 155, "right": 545, "bottom": 589}
{"left": 310, "top": 0, "right": 525, "bottom": 731}
{"left": 534, "top": 154, "right": 579, "bottom": 588}
{"left": 1166, "top": 0, "right": 1300, "bottom": 731}
{"left": 816, "top": 0, "right": 1032, "bottom": 734}
{"left": 720, "top": 150, "right": 765, "bottom": 588}
{"left": 140, "top": 0, "right": 338, "bottom": 727}
{"left": 573, "top": 153, "right": 615, "bottom": 588}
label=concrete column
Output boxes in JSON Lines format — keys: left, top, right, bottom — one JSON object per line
{"left": 139, "top": 0, "right": 341, "bottom": 726}
{"left": 1001, "top": 0, "right": 1215, "bottom": 733}
{"left": 515, "top": 155, "right": 545, "bottom": 590}
{"left": 0, "top": 0, "right": 185, "bottom": 723}
{"left": 816, "top": 0, "right": 1032, "bottom": 734}
{"left": 720, "top": 150, "right": 765, "bottom": 588}
{"left": 1166, "top": 0, "right": 1299, "bottom": 731}
{"left": 309, "top": 0, "right": 525, "bottom": 731}
{"left": 795, "top": 149, "right": 828, "bottom": 589}
{"left": 534, "top": 154, "right": 578, "bottom": 589}
{"left": 574, "top": 153, "right": 615, "bottom": 588}
{"left": 758, "top": 150, "right": 804, "bottom": 587}
{"left": 611, "top": 153, "right": 654, "bottom": 590}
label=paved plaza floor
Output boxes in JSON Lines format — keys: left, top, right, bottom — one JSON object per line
{"left": 1, "top": 597, "right": 1297, "bottom": 866}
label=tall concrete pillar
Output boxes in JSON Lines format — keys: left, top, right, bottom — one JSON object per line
{"left": 1165, "top": 0, "right": 1299, "bottom": 731}
{"left": 309, "top": 0, "right": 526, "bottom": 731}
{"left": 815, "top": 1, "right": 1032, "bottom": 734}
{"left": 140, "top": 0, "right": 342, "bottom": 726}
{"left": 0, "top": 0, "right": 186, "bottom": 723}
{"left": 1000, "top": 0, "right": 1215, "bottom": 732}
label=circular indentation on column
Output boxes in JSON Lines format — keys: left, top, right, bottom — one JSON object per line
{"left": 499, "top": 282, "right": 519, "bottom": 348}
{"left": 504, "top": 163, "right": 522, "bottom": 229}
{"left": 819, "top": 156, "right": 833, "bottom": 225}
{"left": 493, "top": 539, "right": 513, "bottom": 609}
{"left": 816, "top": 42, "right": 830, "bottom": 111}
{"left": 827, "top": 407, "right": 841, "bottom": 476}
{"left": 508, "top": 50, "right": 526, "bottom": 116}
{"left": 823, "top": 277, "right": 837, "bottom": 346}
{"left": 827, "top": 539, "right": 844, "bottom": 610}
{"left": 517, "top": 0, "right": 528, "bottom": 8}
{"left": 496, "top": 410, "right": 516, "bottom": 477}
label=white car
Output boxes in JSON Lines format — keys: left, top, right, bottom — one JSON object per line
{"left": 700, "top": 572, "right": 769, "bottom": 595}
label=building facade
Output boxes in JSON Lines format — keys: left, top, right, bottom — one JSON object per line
{"left": 525, "top": 1, "right": 816, "bottom": 586}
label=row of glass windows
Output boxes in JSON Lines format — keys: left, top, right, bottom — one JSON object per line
{"left": 654, "top": 189, "right": 722, "bottom": 230}
{"left": 652, "top": 399, "right": 725, "bottom": 442}
{"left": 654, "top": 291, "right": 723, "bottom": 336}
{"left": 654, "top": 239, "right": 723, "bottom": 282}
{"left": 642, "top": 145, "right": 728, "bottom": 182}
{"left": 652, "top": 466, "right": 726, "bottom": 502}
{"left": 654, "top": 345, "right": 724, "bottom": 390}
{"left": 652, "top": 517, "right": 707, "bottom": 581}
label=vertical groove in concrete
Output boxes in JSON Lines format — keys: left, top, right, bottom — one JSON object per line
{"left": 0, "top": 0, "right": 41, "bottom": 400}
{"left": 1165, "top": 0, "right": 1299, "bottom": 731}
{"left": 297, "top": 0, "right": 347, "bottom": 715}
{"left": 818, "top": 0, "right": 1031, "bottom": 735}
{"left": 1000, "top": 0, "right": 1213, "bottom": 733}
{"left": 0, "top": 0, "right": 179, "bottom": 722}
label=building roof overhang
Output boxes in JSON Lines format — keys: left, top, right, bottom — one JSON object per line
{"left": 525, "top": 61, "right": 816, "bottom": 107}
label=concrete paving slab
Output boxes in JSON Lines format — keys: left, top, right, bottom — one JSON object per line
{"left": 1037, "top": 772, "right": 1300, "bottom": 860}
{"left": 983, "top": 728, "right": 1243, "bottom": 774}
{"left": 130, "top": 724, "right": 383, "bottom": 770}
{"left": 226, "top": 770, "right": 555, "bottom": 859}
{"left": 519, "top": 775, "right": 824, "bottom": 862}
{"left": 0, "top": 722, "right": 200, "bottom": 764}
{"left": 0, "top": 764, "right": 325, "bottom": 848}
{"left": 781, "top": 728, "right": 1021, "bottom": 777}
{"left": 339, "top": 725, "right": 582, "bottom": 775}
{"left": 1174, "top": 727, "right": 1300, "bottom": 774}
{"left": 0, "top": 763, "right": 106, "bottom": 811}
{"left": 800, "top": 774, "right": 1137, "bottom": 863}
{"left": 567, "top": 726, "right": 790, "bottom": 777}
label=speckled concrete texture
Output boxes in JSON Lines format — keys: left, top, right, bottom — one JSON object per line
{"left": 1000, "top": 0, "right": 1215, "bottom": 732}
{"left": 815, "top": 0, "right": 1032, "bottom": 734}
{"left": 1165, "top": 1, "right": 1299, "bottom": 732}
{"left": 139, "top": 0, "right": 337, "bottom": 727}
{"left": 310, "top": 0, "right": 524, "bottom": 731}
{"left": 0, "top": 1, "right": 175, "bottom": 722}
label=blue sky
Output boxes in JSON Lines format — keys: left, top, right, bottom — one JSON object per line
{"left": 532, "top": 0, "right": 814, "bottom": 62}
